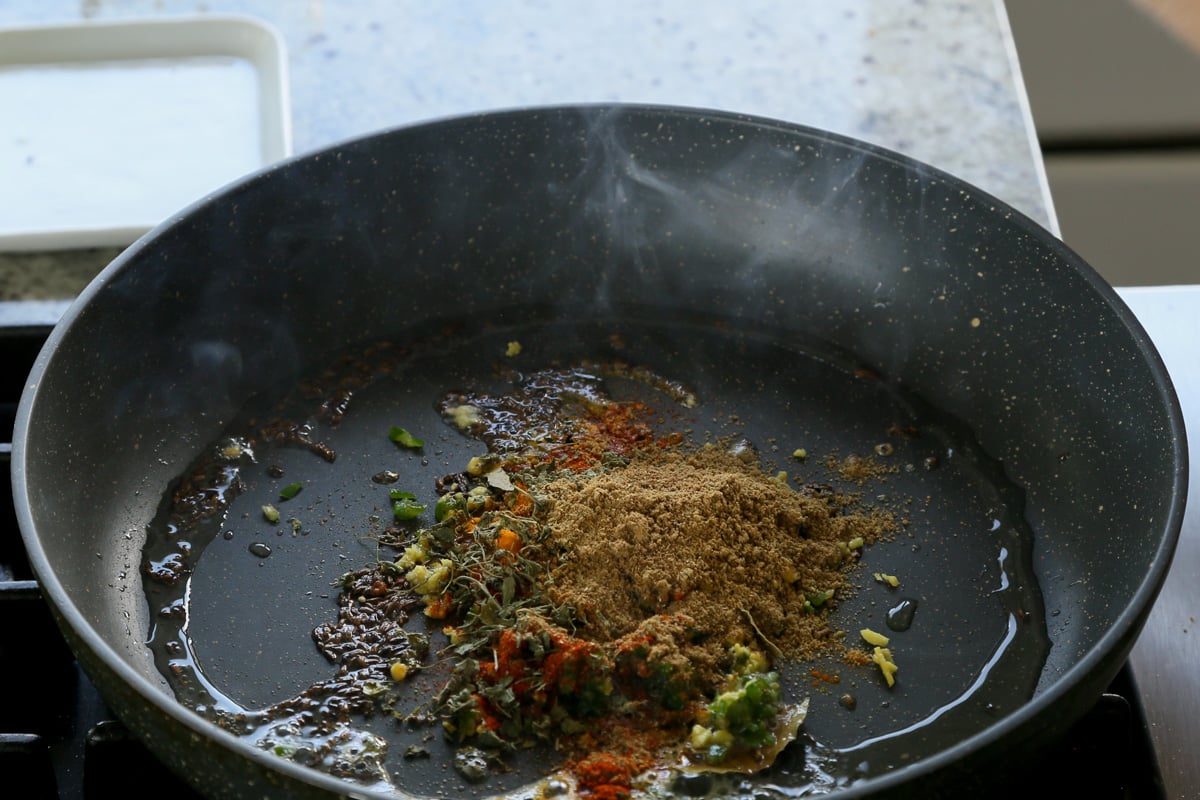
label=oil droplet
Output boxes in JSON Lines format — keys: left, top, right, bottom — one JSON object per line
{"left": 886, "top": 598, "right": 918, "bottom": 631}
{"left": 248, "top": 542, "right": 272, "bottom": 558}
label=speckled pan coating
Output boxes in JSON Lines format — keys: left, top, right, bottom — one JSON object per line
{"left": 12, "top": 105, "right": 1187, "bottom": 799}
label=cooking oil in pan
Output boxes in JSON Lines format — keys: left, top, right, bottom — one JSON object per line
{"left": 139, "top": 315, "right": 1050, "bottom": 798}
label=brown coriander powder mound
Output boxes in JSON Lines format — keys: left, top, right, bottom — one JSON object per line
{"left": 536, "top": 445, "right": 894, "bottom": 672}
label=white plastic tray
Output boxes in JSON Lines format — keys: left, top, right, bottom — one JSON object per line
{"left": 0, "top": 15, "right": 291, "bottom": 251}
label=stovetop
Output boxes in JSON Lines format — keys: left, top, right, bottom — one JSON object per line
{"left": 0, "top": 323, "right": 1168, "bottom": 799}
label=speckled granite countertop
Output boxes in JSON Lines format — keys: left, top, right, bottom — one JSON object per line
{"left": 0, "top": 0, "right": 1054, "bottom": 322}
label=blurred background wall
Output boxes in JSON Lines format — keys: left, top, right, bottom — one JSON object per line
{"left": 1007, "top": 0, "right": 1200, "bottom": 286}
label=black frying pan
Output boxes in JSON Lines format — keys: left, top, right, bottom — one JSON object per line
{"left": 12, "top": 105, "right": 1186, "bottom": 799}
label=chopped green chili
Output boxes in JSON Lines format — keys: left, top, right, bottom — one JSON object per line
{"left": 389, "top": 426, "right": 424, "bottom": 449}
{"left": 279, "top": 481, "right": 303, "bottom": 501}
{"left": 390, "top": 489, "right": 427, "bottom": 521}
{"left": 805, "top": 589, "right": 835, "bottom": 610}
{"left": 262, "top": 504, "right": 280, "bottom": 523}
{"left": 435, "top": 492, "right": 467, "bottom": 522}
{"left": 696, "top": 671, "right": 782, "bottom": 764}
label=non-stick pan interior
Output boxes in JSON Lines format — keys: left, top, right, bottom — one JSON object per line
{"left": 14, "top": 105, "right": 1185, "bottom": 799}
{"left": 129, "top": 312, "right": 1048, "bottom": 796}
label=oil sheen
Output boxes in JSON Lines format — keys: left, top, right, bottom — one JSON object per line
{"left": 139, "top": 316, "right": 1050, "bottom": 798}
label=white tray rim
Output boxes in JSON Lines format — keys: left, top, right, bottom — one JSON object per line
{"left": 0, "top": 13, "right": 293, "bottom": 252}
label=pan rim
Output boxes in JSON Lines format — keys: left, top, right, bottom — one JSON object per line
{"left": 12, "top": 101, "right": 1189, "bottom": 798}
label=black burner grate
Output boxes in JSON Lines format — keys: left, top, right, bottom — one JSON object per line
{"left": 0, "top": 325, "right": 1166, "bottom": 799}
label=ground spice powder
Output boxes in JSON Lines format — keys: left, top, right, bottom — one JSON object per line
{"left": 536, "top": 445, "right": 894, "bottom": 677}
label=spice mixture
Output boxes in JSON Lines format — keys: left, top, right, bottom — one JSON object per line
{"left": 538, "top": 448, "right": 893, "bottom": 679}
{"left": 364, "top": 363, "right": 897, "bottom": 796}
{"left": 143, "top": 349, "right": 900, "bottom": 799}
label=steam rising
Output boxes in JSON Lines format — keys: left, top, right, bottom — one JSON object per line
{"left": 565, "top": 108, "right": 913, "bottom": 323}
